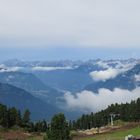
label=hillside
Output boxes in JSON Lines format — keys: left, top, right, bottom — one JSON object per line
{"left": 0, "top": 71, "right": 63, "bottom": 104}
{"left": 0, "top": 82, "right": 59, "bottom": 120}
{"left": 73, "top": 124, "right": 140, "bottom": 140}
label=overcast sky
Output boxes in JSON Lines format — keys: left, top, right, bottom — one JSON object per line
{"left": 0, "top": 0, "right": 140, "bottom": 60}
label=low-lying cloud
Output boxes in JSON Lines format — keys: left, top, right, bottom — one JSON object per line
{"left": 96, "top": 61, "right": 109, "bottom": 69}
{"left": 89, "top": 61, "right": 135, "bottom": 82}
{"left": 64, "top": 88, "right": 140, "bottom": 112}
{"left": 32, "top": 66, "right": 73, "bottom": 71}
{"left": 89, "top": 68, "right": 122, "bottom": 82}
{"left": 135, "top": 74, "right": 140, "bottom": 82}
{"left": 0, "top": 64, "right": 23, "bottom": 72}
{"left": 0, "top": 64, "right": 74, "bottom": 72}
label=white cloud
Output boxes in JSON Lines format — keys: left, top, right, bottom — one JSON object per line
{"left": 0, "top": 64, "right": 5, "bottom": 68}
{"left": 0, "top": 64, "right": 23, "bottom": 72}
{"left": 32, "top": 66, "right": 73, "bottom": 71}
{"left": 0, "top": 65, "right": 74, "bottom": 72}
{"left": 90, "top": 61, "right": 135, "bottom": 81}
{"left": 96, "top": 61, "right": 109, "bottom": 69}
{"left": 7, "top": 67, "right": 23, "bottom": 72}
{"left": 89, "top": 68, "right": 122, "bottom": 82}
{"left": 0, "top": 0, "right": 140, "bottom": 47}
{"left": 64, "top": 88, "right": 140, "bottom": 112}
{"left": 135, "top": 74, "right": 140, "bottom": 82}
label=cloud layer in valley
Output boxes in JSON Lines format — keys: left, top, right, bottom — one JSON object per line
{"left": 89, "top": 61, "right": 135, "bottom": 81}
{"left": 63, "top": 88, "right": 140, "bottom": 112}
{"left": 32, "top": 66, "right": 73, "bottom": 71}
{"left": 0, "top": 65, "right": 74, "bottom": 72}
{"left": 0, "top": 64, "right": 23, "bottom": 72}
{"left": 89, "top": 68, "right": 121, "bottom": 82}
{"left": 135, "top": 74, "right": 140, "bottom": 82}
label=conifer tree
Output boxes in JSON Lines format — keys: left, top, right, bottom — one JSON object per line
{"left": 23, "top": 109, "right": 30, "bottom": 127}
{"left": 46, "top": 113, "right": 70, "bottom": 140}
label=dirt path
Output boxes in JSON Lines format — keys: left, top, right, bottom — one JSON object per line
{"left": 0, "top": 130, "right": 43, "bottom": 140}
{"left": 0, "top": 131, "right": 29, "bottom": 140}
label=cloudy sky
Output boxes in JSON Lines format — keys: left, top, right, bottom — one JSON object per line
{"left": 0, "top": 0, "right": 140, "bottom": 60}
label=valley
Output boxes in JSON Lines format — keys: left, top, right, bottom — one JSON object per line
{"left": 0, "top": 59, "right": 140, "bottom": 120}
{"left": 1, "top": 1, "right": 140, "bottom": 139}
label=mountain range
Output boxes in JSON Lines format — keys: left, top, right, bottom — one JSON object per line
{"left": 85, "top": 64, "right": 140, "bottom": 92}
{"left": 0, "top": 59, "right": 140, "bottom": 120}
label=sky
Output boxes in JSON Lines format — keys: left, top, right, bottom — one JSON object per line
{"left": 0, "top": 0, "right": 140, "bottom": 61}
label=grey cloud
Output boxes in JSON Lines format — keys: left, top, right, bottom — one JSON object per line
{"left": 0, "top": 0, "right": 140, "bottom": 47}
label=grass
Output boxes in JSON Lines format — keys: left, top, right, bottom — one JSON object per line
{"left": 27, "top": 136, "right": 43, "bottom": 140}
{"left": 83, "top": 126, "right": 140, "bottom": 140}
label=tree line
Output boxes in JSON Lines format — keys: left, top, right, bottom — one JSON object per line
{"left": 0, "top": 103, "right": 48, "bottom": 132}
{"left": 71, "top": 98, "right": 140, "bottom": 130}
{"left": 0, "top": 103, "right": 70, "bottom": 139}
{"left": 1, "top": 98, "right": 140, "bottom": 139}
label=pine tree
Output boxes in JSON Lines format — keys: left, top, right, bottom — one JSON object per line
{"left": 16, "top": 110, "right": 22, "bottom": 126}
{"left": 8, "top": 107, "right": 18, "bottom": 127}
{"left": 46, "top": 113, "right": 70, "bottom": 140}
{"left": 23, "top": 109, "right": 30, "bottom": 127}
{"left": 0, "top": 104, "right": 8, "bottom": 127}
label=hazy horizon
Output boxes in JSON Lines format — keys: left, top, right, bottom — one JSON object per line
{"left": 0, "top": 46, "right": 140, "bottom": 62}
{"left": 0, "top": 0, "right": 140, "bottom": 62}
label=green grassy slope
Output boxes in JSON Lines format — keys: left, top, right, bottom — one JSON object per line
{"left": 83, "top": 127, "right": 140, "bottom": 140}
